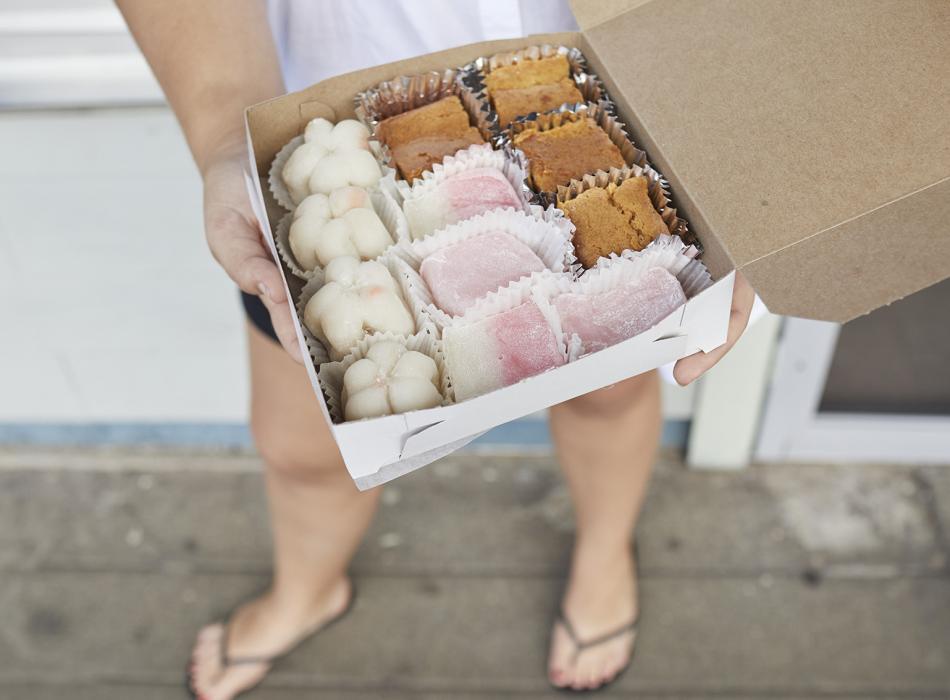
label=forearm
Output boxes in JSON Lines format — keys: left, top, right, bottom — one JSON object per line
{"left": 117, "top": 0, "right": 285, "bottom": 173}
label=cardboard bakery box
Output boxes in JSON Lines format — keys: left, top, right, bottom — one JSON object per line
{"left": 244, "top": 0, "right": 950, "bottom": 489}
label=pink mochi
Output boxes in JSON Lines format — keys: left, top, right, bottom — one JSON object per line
{"left": 554, "top": 267, "right": 687, "bottom": 354}
{"left": 419, "top": 231, "right": 546, "bottom": 317}
{"left": 405, "top": 167, "right": 523, "bottom": 239}
{"left": 443, "top": 301, "right": 565, "bottom": 400}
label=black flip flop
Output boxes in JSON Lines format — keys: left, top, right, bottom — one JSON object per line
{"left": 186, "top": 581, "right": 357, "bottom": 699}
{"left": 551, "top": 609, "right": 639, "bottom": 694}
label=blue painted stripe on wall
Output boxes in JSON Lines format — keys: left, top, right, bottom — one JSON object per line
{"left": 0, "top": 419, "right": 689, "bottom": 450}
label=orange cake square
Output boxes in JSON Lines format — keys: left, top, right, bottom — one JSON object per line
{"left": 484, "top": 55, "right": 572, "bottom": 92}
{"left": 513, "top": 118, "right": 625, "bottom": 193}
{"left": 558, "top": 176, "right": 670, "bottom": 268}
{"left": 492, "top": 78, "right": 584, "bottom": 126}
{"left": 390, "top": 128, "right": 485, "bottom": 181}
{"left": 375, "top": 95, "right": 485, "bottom": 181}
{"left": 375, "top": 95, "right": 472, "bottom": 150}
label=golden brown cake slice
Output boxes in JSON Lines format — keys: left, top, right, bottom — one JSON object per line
{"left": 559, "top": 176, "right": 670, "bottom": 268}
{"left": 492, "top": 78, "right": 584, "bottom": 126}
{"left": 375, "top": 96, "right": 472, "bottom": 150}
{"left": 391, "top": 127, "right": 484, "bottom": 181}
{"left": 514, "top": 118, "right": 625, "bottom": 193}
{"left": 484, "top": 55, "right": 571, "bottom": 92}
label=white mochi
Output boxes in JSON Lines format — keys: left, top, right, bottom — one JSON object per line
{"left": 342, "top": 341, "right": 441, "bottom": 420}
{"left": 303, "top": 258, "right": 414, "bottom": 358}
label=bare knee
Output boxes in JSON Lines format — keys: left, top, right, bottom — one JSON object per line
{"left": 559, "top": 371, "right": 659, "bottom": 418}
{"left": 250, "top": 410, "right": 346, "bottom": 483}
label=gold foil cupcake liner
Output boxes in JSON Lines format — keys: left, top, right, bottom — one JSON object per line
{"left": 268, "top": 133, "right": 394, "bottom": 212}
{"left": 317, "top": 329, "right": 449, "bottom": 424}
{"left": 556, "top": 163, "right": 699, "bottom": 251}
{"left": 391, "top": 208, "right": 576, "bottom": 331}
{"left": 295, "top": 255, "right": 428, "bottom": 364}
{"left": 275, "top": 186, "right": 410, "bottom": 281}
{"left": 496, "top": 101, "right": 649, "bottom": 205}
{"left": 353, "top": 69, "right": 494, "bottom": 178}
{"left": 459, "top": 44, "right": 613, "bottom": 134}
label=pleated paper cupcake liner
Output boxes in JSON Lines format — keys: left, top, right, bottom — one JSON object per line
{"left": 390, "top": 208, "right": 576, "bottom": 330}
{"left": 317, "top": 329, "right": 449, "bottom": 424}
{"left": 459, "top": 43, "right": 613, "bottom": 134}
{"left": 353, "top": 69, "right": 494, "bottom": 181}
{"left": 556, "top": 162, "right": 701, "bottom": 253}
{"left": 295, "top": 255, "right": 428, "bottom": 363}
{"left": 275, "top": 186, "right": 410, "bottom": 281}
{"left": 496, "top": 100, "right": 649, "bottom": 206}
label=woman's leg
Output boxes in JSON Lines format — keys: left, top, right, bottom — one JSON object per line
{"left": 546, "top": 370, "right": 662, "bottom": 690}
{"left": 191, "top": 323, "right": 380, "bottom": 700}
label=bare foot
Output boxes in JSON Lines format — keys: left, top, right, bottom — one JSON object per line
{"left": 189, "top": 577, "right": 352, "bottom": 700}
{"left": 547, "top": 546, "right": 638, "bottom": 691}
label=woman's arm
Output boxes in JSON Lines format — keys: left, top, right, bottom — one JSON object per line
{"left": 117, "top": 0, "right": 302, "bottom": 360}
{"left": 117, "top": 0, "right": 284, "bottom": 172}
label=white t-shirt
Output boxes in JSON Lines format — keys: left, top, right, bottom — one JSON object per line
{"left": 267, "top": 0, "right": 577, "bottom": 91}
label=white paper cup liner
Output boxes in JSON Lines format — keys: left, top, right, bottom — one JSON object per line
{"left": 295, "top": 255, "right": 426, "bottom": 362}
{"left": 275, "top": 187, "right": 411, "bottom": 281}
{"left": 317, "top": 329, "right": 449, "bottom": 424}
{"left": 497, "top": 101, "right": 649, "bottom": 205}
{"left": 391, "top": 208, "right": 576, "bottom": 330}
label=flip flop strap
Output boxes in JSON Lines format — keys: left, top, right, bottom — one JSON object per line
{"left": 558, "top": 611, "right": 639, "bottom": 660}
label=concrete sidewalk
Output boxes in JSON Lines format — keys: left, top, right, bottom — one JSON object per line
{"left": 1, "top": 447, "right": 949, "bottom": 699}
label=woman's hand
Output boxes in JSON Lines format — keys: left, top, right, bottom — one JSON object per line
{"left": 202, "top": 139, "right": 303, "bottom": 363}
{"left": 672, "top": 270, "right": 755, "bottom": 385}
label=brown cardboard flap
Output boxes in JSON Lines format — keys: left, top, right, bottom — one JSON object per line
{"left": 569, "top": 0, "right": 653, "bottom": 30}
{"left": 580, "top": 0, "right": 950, "bottom": 320}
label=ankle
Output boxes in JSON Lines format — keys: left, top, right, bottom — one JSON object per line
{"left": 268, "top": 575, "right": 350, "bottom": 619}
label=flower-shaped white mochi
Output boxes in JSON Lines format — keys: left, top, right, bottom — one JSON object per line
{"left": 289, "top": 187, "right": 394, "bottom": 270}
{"left": 281, "top": 118, "right": 381, "bottom": 204}
{"left": 342, "top": 341, "right": 442, "bottom": 421}
{"left": 304, "top": 257, "right": 414, "bottom": 358}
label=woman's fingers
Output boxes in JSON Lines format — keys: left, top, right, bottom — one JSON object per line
{"left": 258, "top": 290, "right": 304, "bottom": 364}
{"left": 672, "top": 271, "right": 755, "bottom": 386}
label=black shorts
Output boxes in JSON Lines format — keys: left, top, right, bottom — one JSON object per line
{"left": 241, "top": 291, "right": 280, "bottom": 343}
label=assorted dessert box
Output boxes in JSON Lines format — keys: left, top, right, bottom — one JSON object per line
{"left": 266, "top": 43, "right": 712, "bottom": 430}
{"left": 245, "top": 33, "right": 736, "bottom": 488}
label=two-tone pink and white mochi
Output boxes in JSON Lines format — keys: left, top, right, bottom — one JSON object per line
{"left": 419, "top": 231, "right": 546, "bottom": 317}
{"left": 443, "top": 301, "right": 565, "bottom": 401}
{"left": 554, "top": 267, "right": 687, "bottom": 354}
{"left": 404, "top": 167, "right": 522, "bottom": 240}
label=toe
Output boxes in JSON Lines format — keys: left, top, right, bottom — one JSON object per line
{"left": 203, "top": 663, "right": 269, "bottom": 700}
{"left": 546, "top": 625, "right": 576, "bottom": 687}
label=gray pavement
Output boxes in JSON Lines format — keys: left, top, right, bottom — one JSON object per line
{"left": 1, "top": 447, "right": 949, "bottom": 699}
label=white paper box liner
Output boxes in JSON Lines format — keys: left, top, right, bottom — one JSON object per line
{"left": 318, "top": 330, "right": 449, "bottom": 424}
{"left": 295, "top": 255, "right": 428, "bottom": 362}
{"left": 392, "top": 207, "right": 576, "bottom": 330}
{"left": 275, "top": 187, "right": 410, "bottom": 281}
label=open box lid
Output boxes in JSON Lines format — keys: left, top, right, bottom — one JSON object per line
{"left": 572, "top": 0, "right": 950, "bottom": 321}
